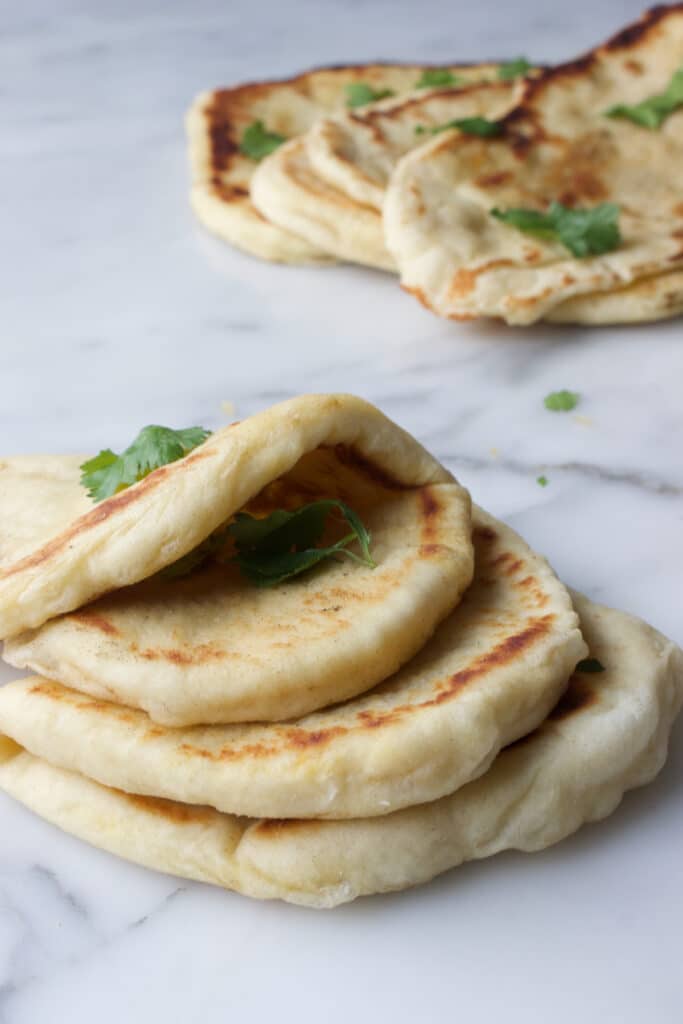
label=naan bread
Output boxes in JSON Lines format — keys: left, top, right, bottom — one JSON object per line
{"left": 384, "top": 6, "right": 683, "bottom": 324}
{"left": 0, "top": 456, "right": 92, "bottom": 568}
{"left": 0, "top": 508, "right": 585, "bottom": 818}
{"left": 187, "top": 63, "right": 496, "bottom": 264}
{"left": 307, "top": 80, "right": 522, "bottom": 210}
{"left": 250, "top": 80, "right": 519, "bottom": 268}
{"left": 1, "top": 593, "right": 679, "bottom": 906}
{"left": 2, "top": 463, "right": 471, "bottom": 726}
{"left": 0, "top": 395, "right": 462, "bottom": 637}
{"left": 250, "top": 70, "right": 683, "bottom": 324}
{"left": 250, "top": 136, "right": 395, "bottom": 270}
{"left": 188, "top": 87, "right": 327, "bottom": 265}
{"left": 0, "top": 396, "right": 473, "bottom": 724}
{"left": 546, "top": 268, "right": 683, "bottom": 324}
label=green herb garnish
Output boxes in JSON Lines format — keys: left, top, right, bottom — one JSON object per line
{"left": 345, "top": 83, "right": 395, "bottom": 108}
{"left": 605, "top": 65, "right": 683, "bottom": 130}
{"left": 576, "top": 657, "right": 605, "bottom": 673}
{"left": 229, "top": 500, "right": 375, "bottom": 587}
{"left": 415, "top": 68, "right": 462, "bottom": 89}
{"left": 415, "top": 116, "right": 501, "bottom": 137}
{"left": 536, "top": 475, "right": 549, "bottom": 487}
{"left": 80, "top": 425, "right": 210, "bottom": 502}
{"left": 544, "top": 390, "right": 580, "bottom": 412}
{"left": 498, "top": 57, "right": 533, "bottom": 81}
{"left": 239, "top": 120, "right": 287, "bottom": 160}
{"left": 491, "top": 201, "right": 621, "bottom": 258}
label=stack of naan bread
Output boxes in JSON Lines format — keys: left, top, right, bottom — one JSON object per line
{"left": 0, "top": 395, "right": 680, "bottom": 907}
{"left": 188, "top": 4, "right": 683, "bottom": 325}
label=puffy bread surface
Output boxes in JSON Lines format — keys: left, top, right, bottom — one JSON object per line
{"left": 0, "top": 396, "right": 473, "bottom": 723}
{"left": 0, "top": 508, "right": 585, "bottom": 818}
{"left": 307, "top": 79, "right": 521, "bottom": 210}
{"left": 251, "top": 70, "right": 683, "bottom": 323}
{"left": 384, "top": 6, "right": 683, "bottom": 324}
{"left": 0, "top": 592, "right": 679, "bottom": 906}
{"left": 2, "top": 453, "right": 472, "bottom": 724}
{"left": 0, "top": 395, "right": 461, "bottom": 641}
{"left": 546, "top": 268, "right": 683, "bottom": 324}
{"left": 187, "top": 62, "right": 497, "bottom": 264}
{"left": 251, "top": 79, "right": 519, "bottom": 268}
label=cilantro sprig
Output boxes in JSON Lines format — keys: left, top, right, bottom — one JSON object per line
{"left": 415, "top": 116, "right": 501, "bottom": 137}
{"left": 491, "top": 202, "right": 621, "bottom": 258}
{"left": 498, "top": 57, "right": 533, "bottom": 81}
{"left": 544, "top": 390, "right": 580, "bottom": 412}
{"left": 162, "top": 500, "right": 376, "bottom": 584}
{"left": 229, "top": 500, "right": 376, "bottom": 587}
{"left": 239, "top": 120, "right": 287, "bottom": 160}
{"left": 80, "top": 425, "right": 211, "bottom": 502}
{"left": 606, "top": 65, "right": 683, "bottom": 130}
{"left": 415, "top": 68, "right": 462, "bottom": 89}
{"left": 345, "top": 82, "right": 395, "bottom": 108}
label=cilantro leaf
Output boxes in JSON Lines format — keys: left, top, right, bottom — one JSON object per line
{"left": 451, "top": 116, "right": 502, "bottom": 137}
{"left": 78, "top": 449, "right": 124, "bottom": 502}
{"left": 544, "top": 390, "right": 579, "bottom": 412}
{"left": 491, "top": 201, "right": 621, "bottom": 257}
{"left": 498, "top": 57, "right": 533, "bottom": 81}
{"left": 605, "top": 65, "right": 683, "bottom": 130}
{"left": 345, "top": 83, "right": 395, "bottom": 108}
{"left": 229, "top": 499, "right": 376, "bottom": 587}
{"left": 239, "top": 120, "right": 287, "bottom": 160}
{"left": 536, "top": 475, "right": 549, "bottom": 487}
{"left": 415, "top": 68, "right": 462, "bottom": 89}
{"left": 415, "top": 116, "right": 501, "bottom": 137}
{"left": 80, "top": 425, "right": 211, "bottom": 502}
{"left": 576, "top": 657, "right": 605, "bottom": 673}
{"left": 492, "top": 206, "right": 555, "bottom": 237}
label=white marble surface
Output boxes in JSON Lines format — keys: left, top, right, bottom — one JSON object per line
{"left": 1, "top": 1, "right": 682, "bottom": 1021}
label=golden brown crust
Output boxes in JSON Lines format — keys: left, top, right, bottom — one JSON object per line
{"left": 0, "top": 446, "right": 215, "bottom": 580}
{"left": 22, "top": 525, "right": 558, "bottom": 763}
{"left": 504, "top": 2, "right": 683, "bottom": 126}
{"left": 385, "top": 5, "right": 683, "bottom": 324}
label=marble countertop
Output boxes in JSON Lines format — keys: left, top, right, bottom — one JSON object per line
{"left": 1, "top": 1, "right": 682, "bottom": 1021}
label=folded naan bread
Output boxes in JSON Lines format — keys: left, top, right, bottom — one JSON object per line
{"left": 308, "top": 80, "right": 524, "bottom": 210}
{"left": 0, "top": 396, "right": 473, "bottom": 724}
{"left": 187, "top": 62, "right": 497, "bottom": 264}
{"left": 1, "top": 593, "right": 679, "bottom": 906}
{"left": 384, "top": 5, "right": 683, "bottom": 324}
{"left": 250, "top": 80, "right": 521, "bottom": 269}
{"left": 251, "top": 135, "right": 395, "bottom": 270}
{"left": 0, "top": 508, "right": 585, "bottom": 818}
{"left": 546, "top": 269, "right": 683, "bottom": 324}
{"left": 251, "top": 61, "right": 683, "bottom": 324}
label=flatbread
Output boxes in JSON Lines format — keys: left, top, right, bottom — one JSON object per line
{"left": 0, "top": 396, "right": 473, "bottom": 724}
{"left": 251, "top": 72, "right": 683, "bottom": 324}
{"left": 546, "top": 268, "right": 683, "bottom": 324}
{"left": 1, "top": 593, "right": 679, "bottom": 906}
{"left": 384, "top": 6, "right": 683, "bottom": 324}
{"left": 307, "top": 79, "right": 522, "bottom": 211}
{"left": 250, "top": 136, "right": 395, "bottom": 270}
{"left": 0, "top": 456, "right": 92, "bottom": 568}
{"left": 0, "top": 394, "right": 463, "bottom": 638}
{"left": 0, "top": 507, "right": 585, "bottom": 818}
{"left": 187, "top": 62, "right": 497, "bottom": 264}
{"left": 1, "top": 462, "right": 472, "bottom": 726}
{"left": 250, "top": 79, "right": 519, "bottom": 268}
